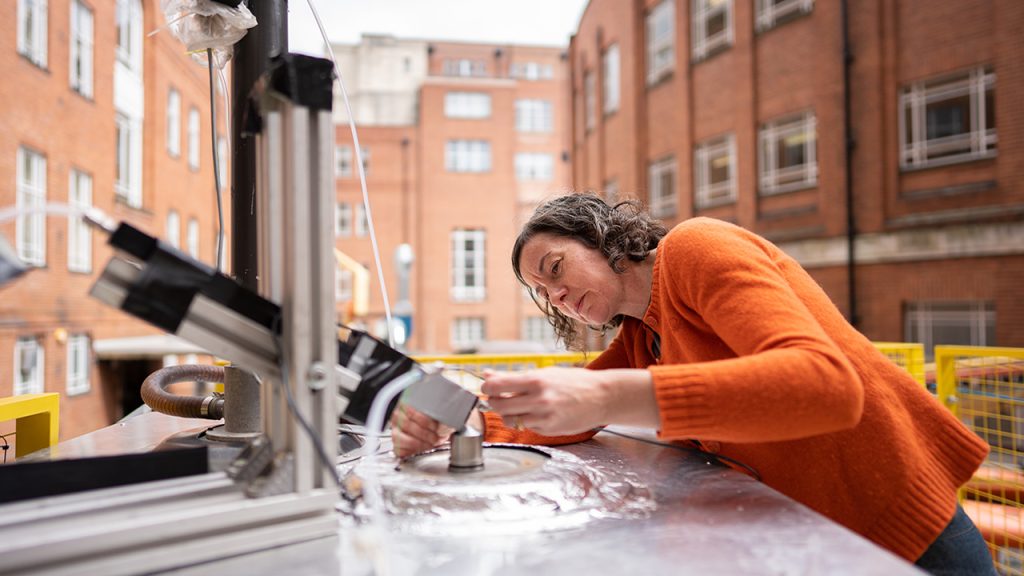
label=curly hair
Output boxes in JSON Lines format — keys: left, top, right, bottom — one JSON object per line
{"left": 512, "top": 193, "right": 667, "bottom": 350}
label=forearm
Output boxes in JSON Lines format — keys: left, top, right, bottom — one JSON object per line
{"left": 596, "top": 368, "right": 660, "bottom": 428}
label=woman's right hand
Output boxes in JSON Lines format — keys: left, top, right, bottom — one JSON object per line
{"left": 389, "top": 403, "right": 453, "bottom": 458}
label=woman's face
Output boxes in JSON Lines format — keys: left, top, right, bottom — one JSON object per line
{"left": 518, "top": 232, "right": 625, "bottom": 326}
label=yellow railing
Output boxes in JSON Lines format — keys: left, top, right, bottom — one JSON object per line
{"left": 0, "top": 393, "right": 60, "bottom": 459}
{"left": 872, "top": 342, "right": 926, "bottom": 386}
{"left": 935, "top": 346, "right": 1024, "bottom": 573}
{"left": 413, "top": 352, "right": 593, "bottom": 390}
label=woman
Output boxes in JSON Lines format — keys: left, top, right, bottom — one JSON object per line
{"left": 392, "top": 193, "right": 994, "bottom": 574}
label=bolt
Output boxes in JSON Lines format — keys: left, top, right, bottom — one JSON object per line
{"left": 308, "top": 362, "right": 329, "bottom": 391}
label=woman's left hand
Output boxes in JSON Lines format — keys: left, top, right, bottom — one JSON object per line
{"left": 480, "top": 367, "right": 612, "bottom": 436}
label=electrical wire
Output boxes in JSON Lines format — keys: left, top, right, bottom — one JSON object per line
{"left": 305, "top": 0, "right": 396, "bottom": 348}
{"left": 596, "top": 427, "right": 762, "bottom": 482}
{"left": 0, "top": 432, "right": 14, "bottom": 464}
{"left": 207, "top": 48, "right": 225, "bottom": 272}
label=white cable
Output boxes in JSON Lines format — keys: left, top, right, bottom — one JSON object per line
{"left": 305, "top": 0, "right": 396, "bottom": 348}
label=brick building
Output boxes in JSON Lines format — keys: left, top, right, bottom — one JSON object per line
{"left": 1, "top": 0, "right": 226, "bottom": 442}
{"left": 330, "top": 35, "right": 571, "bottom": 353}
{"left": 569, "top": 0, "right": 1024, "bottom": 354}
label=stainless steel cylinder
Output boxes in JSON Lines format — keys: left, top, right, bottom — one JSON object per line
{"left": 449, "top": 427, "right": 484, "bottom": 471}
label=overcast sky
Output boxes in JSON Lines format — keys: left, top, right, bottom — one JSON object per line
{"left": 286, "top": 0, "right": 590, "bottom": 55}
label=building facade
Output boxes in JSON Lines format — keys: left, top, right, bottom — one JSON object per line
{"left": 1, "top": 0, "right": 226, "bottom": 443}
{"left": 569, "top": 0, "right": 1024, "bottom": 354}
{"left": 331, "top": 35, "right": 571, "bottom": 353}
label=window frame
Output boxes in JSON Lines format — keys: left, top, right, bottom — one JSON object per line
{"left": 694, "top": 134, "right": 737, "bottom": 209}
{"left": 646, "top": 0, "right": 676, "bottom": 85}
{"left": 450, "top": 229, "right": 486, "bottom": 302}
{"left": 186, "top": 218, "right": 199, "bottom": 258}
{"left": 335, "top": 145, "right": 352, "bottom": 178}
{"left": 66, "top": 333, "right": 91, "bottom": 396}
{"left": 18, "top": 0, "right": 49, "bottom": 68}
{"left": 445, "top": 140, "right": 492, "bottom": 173}
{"left": 755, "top": 0, "right": 815, "bottom": 33}
{"left": 17, "top": 146, "right": 47, "bottom": 267}
{"left": 166, "top": 88, "right": 181, "bottom": 157}
{"left": 758, "top": 111, "right": 818, "bottom": 195}
{"left": 14, "top": 336, "right": 45, "bottom": 396}
{"left": 692, "top": 0, "right": 734, "bottom": 62}
{"left": 68, "top": 168, "right": 92, "bottom": 273}
{"left": 187, "top": 107, "right": 201, "bottom": 171}
{"left": 451, "top": 317, "right": 485, "bottom": 351}
{"left": 336, "top": 202, "right": 353, "bottom": 237}
{"left": 166, "top": 210, "right": 181, "bottom": 249}
{"left": 648, "top": 156, "right": 678, "bottom": 219}
{"left": 602, "top": 44, "right": 621, "bottom": 115}
{"left": 905, "top": 301, "right": 995, "bottom": 362}
{"left": 514, "top": 153, "right": 554, "bottom": 182}
{"left": 69, "top": 0, "right": 93, "bottom": 97}
{"left": 515, "top": 99, "right": 554, "bottom": 133}
{"left": 444, "top": 92, "right": 492, "bottom": 119}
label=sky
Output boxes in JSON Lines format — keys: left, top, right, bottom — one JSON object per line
{"left": 285, "top": 0, "right": 590, "bottom": 56}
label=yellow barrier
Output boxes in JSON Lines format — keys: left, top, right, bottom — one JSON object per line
{"left": 872, "top": 342, "right": 926, "bottom": 386}
{"left": 0, "top": 393, "right": 60, "bottom": 459}
{"left": 412, "top": 352, "right": 593, "bottom": 390}
{"left": 934, "top": 345, "right": 1024, "bottom": 573}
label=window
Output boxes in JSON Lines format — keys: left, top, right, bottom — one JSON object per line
{"left": 186, "top": 218, "right": 199, "bottom": 258}
{"left": 759, "top": 111, "right": 817, "bottom": 195}
{"left": 336, "top": 269, "right": 353, "bottom": 301}
{"left": 14, "top": 337, "right": 44, "bottom": 395}
{"left": 646, "top": 0, "right": 675, "bottom": 85}
{"left": 359, "top": 146, "right": 370, "bottom": 176}
{"left": 695, "top": 134, "right": 737, "bottom": 209}
{"left": 17, "top": 147, "right": 47, "bottom": 267}
{"left": 905, "top": 302, "right": 995, "bottom": 362}
{"left": 515, "top": 99, "right": 553, "bottom": 132}
{"left": 445, "top": 92, "right": 491, "bottom": 119}
{"left": 354, "top": 204, "right": 368, "bottom": 237}
{"left": 515, "top": 153, "right": 554, "bottom": 181}
{"left": 70, "top": 0, "right": 93, "bottom": 97}
{"left": 18, "top": 0, "right": 48, "bottom": 68}
{"left": 217, "top": 136, "right": 227, "bottom": 189}
{"left": 510, "top": 62, "right": 553, "bottom": 80}
{"left": 584, "top": 71, "right": 596, "bottom": 131}
{"left": 900, "top": 67, "right": 996, "bottom": 170}
{"left": 116, "top": 0, "right": 142, "bottom": 70}
{"left": 648, "top": 157, "right": 678, "bottom": 218}
{"left": 188, "top": 108, "right": 200, "bottom": 170}
{"left": 451, "top": 229, "right": 485, "bottom": 301}
{"left": 445, "top": 140, "right": 492, "bottom": 173}
{"left": 692, "top": 0, "right": 733, "bottom": 61}
{"left": 442, "top": 59, "right": 486, "bottom": 77}
{"left": 68, "top": 169, "right": 92, "bottom": 273}
{"left": 522, "top": 317, "right": 559, "bottom": 348}
{"left": 756, "top": 0, "right": 814, "bottom": 32}
{"left": 451, "top": 318, "right": 485, "bottom": 351}
{"left": 166, "top": 211, "right": 180, "bottom": 249}
{"left": 166, "top": 88, "right": 181, "bottom": 157}
{"left": 603, "top": 44, "right": 620, "bottom": 115}
{"left": 115, "top": 113, "right": 142, "bottom": 207}
{"left": 336, "top": 202, "right": 352, "bottom": 237}
{"left": 67, "top": 334, "right": 90, "bottom": 395}
{"left": 335, "top": 145, "right": 352, "bottom": 177}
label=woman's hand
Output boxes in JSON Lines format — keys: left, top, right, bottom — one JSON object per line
{"left": 481, "top": 367, "right": 660, "bottom": 436}
{"left": 390, "top": 404, "right": 453, "bottom": 458}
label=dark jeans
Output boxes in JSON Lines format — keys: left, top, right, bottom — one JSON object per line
{"left": 915, "top": 504, "right": 999, "bottom": 575}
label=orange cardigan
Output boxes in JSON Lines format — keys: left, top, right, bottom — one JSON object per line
{"left": 483, "top": 217, "right": 988, "bottom": 562}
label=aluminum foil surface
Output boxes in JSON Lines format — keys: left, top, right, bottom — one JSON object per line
{"left": 338, "top": 443, "right": 654, "bottom": 537}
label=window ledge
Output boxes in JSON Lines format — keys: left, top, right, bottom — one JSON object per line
{"left": 758, "top": 181, "right": 817, "bottom": 197}
{"left": 899, "top": 152, "right": 997, "bottom": 173}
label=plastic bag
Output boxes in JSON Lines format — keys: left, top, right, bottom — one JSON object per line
{"left": 159, "top": 0, "right": 257, "bottom": 67}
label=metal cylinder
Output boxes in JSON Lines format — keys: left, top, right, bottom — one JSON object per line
{"left": 449, "top": 427, "right": 484, "bottom": 471}
{"left": 223, "top": 366, "right": 261, "bottom": 435}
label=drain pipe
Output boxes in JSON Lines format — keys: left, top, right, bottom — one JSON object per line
{"left": 841, "top": 0, "right": 858, "bottom": 327}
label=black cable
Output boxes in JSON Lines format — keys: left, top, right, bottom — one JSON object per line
{"left": 207, "top": 48, "right": 225, "bottom": 272}
{"left": 0, "top": 432, "right": 14, "bottom": 464}
{"left": 273, "top": 334, "right": 343, "bottom": 487}
{"left": 597, "top": 427, "right": 762, "bottom": 482}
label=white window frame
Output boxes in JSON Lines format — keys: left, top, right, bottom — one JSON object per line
{"left": 756, "top": 0, "right": 814, "bottom": 32}
{"left": 17, "top": 147, "right": 47, "bottom": 267}
{"left": 905, "top": 301, "right": 995, "bottom": 362}
{"left": 18, "top": 0, "right": 48, "bottom": 68}
{"left": 116, "top": 0, "right": 142, "bottom": 70}
{"left": 515, "top": 153, "right": 554, "bottom": 182}
{"left": 14, "top": 336, "right": 45, "bottom": 396}
{"left": 336, "top": 268, "right": 353, "bottom": 301}
{"left": 510, "top": 62, "right": 553, "bottom": 80}
{"left": 354, "top": 204, "right": 368, "bottom": 237}
{"left": 522, "top": 317, "right": 559, "bottom": 348}
{"left": 336, "top": 202, "right": 353, "bottom": 237}
{"left": 166, "top": 210, "right": 181, "bottom": 249}
{"left": 335, "top": 145, "right": 352, "bottom": 178}
{"left": 70, "top": 0, "right": 93, "bottom": 97}
{"left": 646, "top": 0, "right": 675, "bottom": 85}
{"left": 451, "top": 317, "right": 485, "bottom": 351}
{"left": 443, "top": 59, "right": 486, "bottom": 78}
{"left": 68, "top": 169, "right": 92, "bottom": 273}
{"left": 695, "top": 134, "right": 737, "bottom": 209}
{"left": 445, "top": 140, "right": 492, "bottom": 173}
{"left": 166, "top": 88, "right": 181, "bottom": 157}
{"left": 66, "top": 333, "right": 90, "bottom": 396}
{"left": 648, "top": 157, "right": 678, "bottom": 219}
{"left": 188, "top": 107, "right": 201, "bottom": 170}
{"left": 451, "top": 229, "right": 486, "bottom": 302}
{"left": 759, "top": 111, "right": 818, "bottom": 195}
{"left": 692, "top": 0, "right": 734, "bottom": 61}
{"left": 899, "top": 67, "right": 996, "bottom": 170}
{"left": 515, "top": 99, "right": 553, "bottom": 133}
{"left": 115, "top": 113, "right": 142, "bottom": 208}
{"left": 602, "top": 44, "right": 620, "bottom": 115}
{"left": 584, "top": 71, "right": 596, "bottom": 132}
{"left": 186, "top": 218, "right": 199, "bottom": 258}
{"left": 445, "top": 92, "right": 492, "bottom": 119}
{"left": 359, "top": 146, "right": 370, "bottom": 176}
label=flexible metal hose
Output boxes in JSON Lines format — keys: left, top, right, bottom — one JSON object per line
{"left": 141, "top": 365, "right": 226, "bottom": 420}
